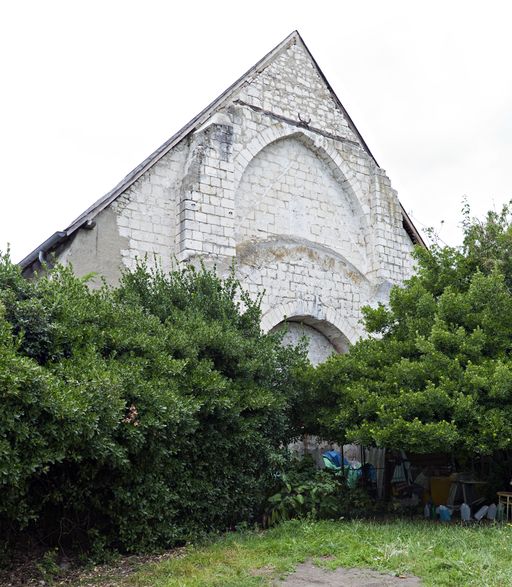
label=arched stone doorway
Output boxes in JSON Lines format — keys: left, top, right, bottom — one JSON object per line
{"left": 270, "top": 315, "right": 351, "bottom": 464}
{"left": 270, "top": 315, "right": 350, "bottom": 365}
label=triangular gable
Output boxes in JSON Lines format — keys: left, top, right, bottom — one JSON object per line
{"left": 20, "top": 31, "right": 423, "bottom": 270}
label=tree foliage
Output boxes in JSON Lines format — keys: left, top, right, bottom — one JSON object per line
{"left": 0, "top": 256, "right": 307, "bottom": 552}
{"left": 307, "top": 203, "right": 512, "bottom": 456}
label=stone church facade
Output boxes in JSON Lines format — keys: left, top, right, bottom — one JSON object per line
{"left": 20, "top": 31, "right": 423, "bottom": 365}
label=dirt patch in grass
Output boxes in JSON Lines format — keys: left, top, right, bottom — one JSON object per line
{"left": 278, "top": 561, "right": 422, "bottom": 586}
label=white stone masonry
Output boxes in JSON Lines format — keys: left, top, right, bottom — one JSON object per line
{"left": 50, "top": 34, "right": 417, "bottom": 363}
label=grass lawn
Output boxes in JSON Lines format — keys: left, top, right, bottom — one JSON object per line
{"left": 122, "top": 519, "right": 512, "bottom": 587}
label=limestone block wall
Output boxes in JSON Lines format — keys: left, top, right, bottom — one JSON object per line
{"left": 238, "top": 41, "right": 356, "bottom": 139}
{"left": 113, "top": 141, "right": 188, "bottom": 274}
{"left": 236, "top": 238, "right": 373, "bottom": 349}
{"left": 235, "top": 136, "right": 369, "bottom": 272}
{"left": 49, "top": 34, "right": 416, "bottom": 362}
{"left": 177, "top": 115, "right": 236, "bottom": 260}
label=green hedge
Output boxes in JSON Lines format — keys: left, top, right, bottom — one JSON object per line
{"left": 0, "top": 256, "right": 307, "bottom": 553}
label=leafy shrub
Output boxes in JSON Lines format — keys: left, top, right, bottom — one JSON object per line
{"left": 35, "top": 548, "right": 60, "bottom": 584}
{"left": 265, "top": 458, "right": 373, "bottom": 526}
{"left": 306, "top": 203, "right": 512, "bottom": 463}
{"left": 0, "top": 255, "right": 308, "bottom": 554}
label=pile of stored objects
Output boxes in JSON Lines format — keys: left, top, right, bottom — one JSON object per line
{"left": 320, "top": 445, "right": 510, "bottom": 522}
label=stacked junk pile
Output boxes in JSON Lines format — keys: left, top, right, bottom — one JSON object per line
{"left": 318, "top": 444, "right": 510, "bottom": 522}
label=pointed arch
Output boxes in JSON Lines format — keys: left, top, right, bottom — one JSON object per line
{"left": 233, "top": 126, "right": 370, "bottom": 220}
{"left": 260, "top": 299, "right": 360, "bottom": 348}
{"left": 234, "top": 128, "right": 374, "bottom": 274}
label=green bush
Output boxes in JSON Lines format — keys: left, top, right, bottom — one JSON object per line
{"left": 265, "top": 458, "right": 373, "bottom": 526}
{"left": 305, "top": 203, "right": 512, "bottom": 462}
{"left": 0, "top": 255, "right": 308, "bottom": 554}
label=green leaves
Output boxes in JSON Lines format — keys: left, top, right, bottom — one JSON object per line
{"left": 308, "top": 202, "right": 512, "bottom": 458}
{"left": 0, "top": 255, "right": 308, "bottom": 554}
{"left": 265, "top": 461, "right": 373, "bottom": 526}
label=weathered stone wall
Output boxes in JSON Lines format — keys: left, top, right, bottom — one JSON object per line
{"left": 113, "top": 141, "right": 188, "bottom": 274}
{"left": 235, "top": 136, "right": 368, "bottom": 272}
{"left": 49, "top": 35, "right": 416, "bottom": 362}
{"left": 57, "top": 207, "right": 127, "bottom": 285}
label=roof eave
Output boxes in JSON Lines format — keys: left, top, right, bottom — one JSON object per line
{"left": 401, "top": 203, "right": 426, "bottom": 247}
{"left": 19, "top": 230, "right": 68, "bottom": 272}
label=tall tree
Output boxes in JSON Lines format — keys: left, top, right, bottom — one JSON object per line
{"left": 308, "top": 203, "right": 512, "bottom": 459}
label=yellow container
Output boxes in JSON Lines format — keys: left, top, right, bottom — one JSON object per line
{"left": 430, "top": 477, "right": 452, "bottom": 506}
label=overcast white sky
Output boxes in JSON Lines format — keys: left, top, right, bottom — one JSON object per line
{"left": 1, "top": 1, "right": 511, "bottom": 262}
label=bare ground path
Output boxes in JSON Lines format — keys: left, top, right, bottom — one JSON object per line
{"left": 278, "top": 561, "right": 422, "bottom": 586}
